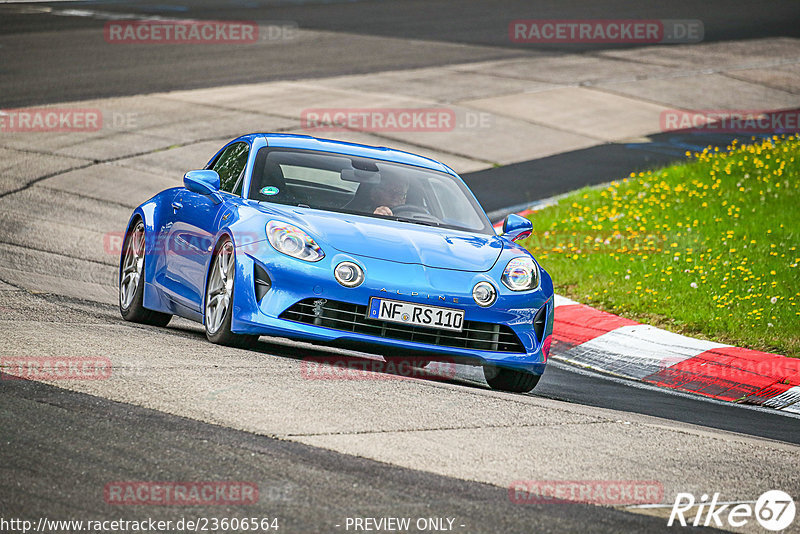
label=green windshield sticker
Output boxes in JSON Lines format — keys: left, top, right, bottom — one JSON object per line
{"left": 260, "top": 186, "right": 280, "bottom": 196}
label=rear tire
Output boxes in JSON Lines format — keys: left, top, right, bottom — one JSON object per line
{"left": 119, "top": 219, "right": 172, "bottom": 327}
{"left": 483, "top": 365, "right": 540, "bottom": 393}
{"left": 204, "top": 237, "right": 259, "bottom": 349}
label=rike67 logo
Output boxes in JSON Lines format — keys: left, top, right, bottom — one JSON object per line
{"left": 668, "top": 490, "right": 795, "bottom": 531}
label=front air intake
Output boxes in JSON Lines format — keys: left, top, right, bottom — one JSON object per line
{"left": 253, "top": 263, "right": 272, "bottom": 302}
{"left": 533, "top": 304, "right": 547, "bottom": 343}
{"left": 279, "top": 298, "right": 526, "bottom": 353}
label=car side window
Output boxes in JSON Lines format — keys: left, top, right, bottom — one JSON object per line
{"left": 212, "top": 142, "right": 249, "bottom": 194}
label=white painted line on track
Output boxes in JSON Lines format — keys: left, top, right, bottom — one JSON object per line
{"left": 627, "top": 500, "right": 757, "bottom": 510}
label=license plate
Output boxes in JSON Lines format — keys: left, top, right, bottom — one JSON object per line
{"left": 367, "top": 298, "right": 464, "bottom": 332}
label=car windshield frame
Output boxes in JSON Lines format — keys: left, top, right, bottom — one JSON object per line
{"left": 247, "top": 147, "right": 495, "bottom": 235}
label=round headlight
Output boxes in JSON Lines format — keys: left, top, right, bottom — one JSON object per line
{"left": 278, "top": 233, "right": 304, "bottom": 255}
{"left": 502, "top": 257, "right": 540, "bottom": 291}
{"left": 334, "top": 261, "right": 364, "bottom": 288}
{"left": 472, "top": 281, "right": 497, "bottom": 307}
{"left": 266, "top": 221, "right": 324, "bottom": 262}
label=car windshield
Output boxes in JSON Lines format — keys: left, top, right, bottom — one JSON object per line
{"left": 247, "top": 147, "right": 494, "bottom": 234}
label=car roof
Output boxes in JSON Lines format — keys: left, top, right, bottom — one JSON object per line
{"left": 236, "top": 133, "right": 457, "bottom": 176}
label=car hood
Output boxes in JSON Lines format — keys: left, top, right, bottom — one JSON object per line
{"left": 257, "top": 204, "right": 503, "bottom": 271}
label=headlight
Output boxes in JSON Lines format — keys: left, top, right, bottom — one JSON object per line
{"left": 502, "top": 257, "right": 540, "bottom": 291}
{"left": 266, "top": 221, "right": 324, "bottom": 262}
{"left": 472, "top": 281, "right": 497, "bottom": 307}
{"left": 334, "top": 261, "right": 364, "bottom": 287}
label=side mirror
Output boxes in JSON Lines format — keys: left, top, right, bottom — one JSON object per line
{"left": 502, "top": 213, "right": 532, "bottom": 242}
{"left": 183, "top": 170, "right": 222, "bottom": 203}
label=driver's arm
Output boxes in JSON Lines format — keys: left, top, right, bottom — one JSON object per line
{"left": 374, "top": 206, "right": 393, "bottom": 216}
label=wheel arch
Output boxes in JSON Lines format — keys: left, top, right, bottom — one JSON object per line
{"left": 122, "top": 189, "right": 181, "bottom": 314}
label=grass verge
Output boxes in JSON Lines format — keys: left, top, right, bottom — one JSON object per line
{"left": 521, "top": 135, "right": 799, "bottom": 357}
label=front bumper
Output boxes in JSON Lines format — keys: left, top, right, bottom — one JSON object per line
{"left": 229, "top": 241, "right": 554, "bottom": 374}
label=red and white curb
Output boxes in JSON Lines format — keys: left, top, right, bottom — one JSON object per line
{"left": 493, "top": 215, "right": 798, "bottom": 413}
{"left": 550, "top": 295, "right": 800, "bottom": 414}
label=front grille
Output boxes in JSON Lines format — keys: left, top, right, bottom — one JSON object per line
{"left": 279, "top": 298, "right": 526, "bottom": 353}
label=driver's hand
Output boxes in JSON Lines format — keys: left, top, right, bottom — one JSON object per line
{"left": 374, "top": 206, "right": 393, "bottom": 216}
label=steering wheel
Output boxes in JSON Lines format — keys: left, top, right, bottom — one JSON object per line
{"left": 391, "top": 204, "right": 430, "bottom": 217}
{"left": 390, "top": 204, "right": 442, "bottom": 224}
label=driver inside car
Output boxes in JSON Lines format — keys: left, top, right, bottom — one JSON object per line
{"left": 347, "top": 174, "right": 410, "bottom": 217}
{"left": 370, "top": 175, "right": 409, "bottom": 216}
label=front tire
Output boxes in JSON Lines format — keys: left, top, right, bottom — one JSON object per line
{"left": 483, "top": 365, "right": 540, "bottom": 393}
{"left": 119, "top": 220, "right": 172, "bottom": 327}
{"left": 204, "top": 237, "right": 258, "bottom": 348}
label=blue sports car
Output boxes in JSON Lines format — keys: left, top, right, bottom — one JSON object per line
{"left": 119, "top": 134, "right": 553, "bottom": 392}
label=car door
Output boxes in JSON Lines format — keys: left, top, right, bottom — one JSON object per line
{"left": 162, "top": 142, "right": 249, "bottom": 314}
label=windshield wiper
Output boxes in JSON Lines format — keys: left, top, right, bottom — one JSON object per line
{"left": 395, "top": 216, "right": 441, "bottom": 227}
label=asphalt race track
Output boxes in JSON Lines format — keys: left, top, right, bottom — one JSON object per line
{"left": 3, "top": 0, "right": 800, "bottom": 107}
{"left": 2, "top": 2, "right": 800, "bottom": 533}
{"left": 2, "top": 378, "right": 705, "bottom": 534}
